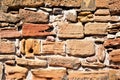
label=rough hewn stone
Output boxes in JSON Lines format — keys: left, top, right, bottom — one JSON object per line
{"left": 104, "top": 38, "right": 120, "bottom": 47}
{"left": 16, "top": 58, "right": 47, "bottom": 68}
{"left": 0, "top": 28, "right": 21, "bottom": 38}
{"left": 95, "top": 9, "right": 110, "bottom": 16}
{"left": 0, "top": 23, "right": 9, "bottom": 27}
{"left": 48, "top": 55, "right": 81, "bottom": 69}
{"left": 22, "top": 23, "right": 55, "bottom": 37}
{"left": 0, "top": 63, "right": 3, "bottom": 80}
{"left": 20, "top": 39, "right": 41, "bottom": 58}
{"left": 85, "top": 23, "right": 108, "bottom": 35}
{"left": 31, "top": 68, "right": 66, "bottom": 80}
{"left": 0, "top": 12, "right": 20, "bottom": 23}
{"left": 109, "top": 0, "right": 120, "bottom": 15}
{"left": 5, "top": 60, "right": 15, "bottom": 65}
{"left": 96, "top": 0, "right": 109, "bottom": 8}
{"left": 0, "top": 41, "right": 15, "bottom": 54}
{"left": 42, "top": 41, "right": 65, "bottom": 55}
{"left": 66, "top": 40, "right": 95, "bottom": 57}
{"left": 0, "top": 55, "right": 15, "bottom": 61}
{"left": 5, "top": 65, "right": 28, "bottom": 80}
{"left": 19, "top": 9, "right": 49, "bottom": 23}
{"left": 107, "top": 23, "right": 120, "bottom": 33}
{"left": 109, "top": 49, "right": 120, "bottom": 63}
{"left": 58, "top": 22, "right": 84, "bottom": 38}
{"left": 110, "top": 16, "right": 120, "bottom": 22}
{"left": 94, "top": 16, "right": 111, "bottom": 22}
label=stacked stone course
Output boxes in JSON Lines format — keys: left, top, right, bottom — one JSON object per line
{"left": 0, "top": 0, "right": 120, "bottom": 80}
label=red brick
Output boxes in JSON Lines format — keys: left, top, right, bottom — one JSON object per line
{"left": 58, "top": 22, "right": 84, "bottom": 38}
{"left": 0, "top": 28, "right": 21, "bottom": 38}
{"left": 31, "top": 68, "right": 66, "bottom": 80}
{"left": 104, "top": 38, "right": 120, "bottom": 47}
{"left": 22, "top": 23, "right": 55, "bottom": 37}
{"left": 0, "top": 41, "right": 15, "bottom": 54}
{"left": 19, "top": 9, "right": 49, "bottom": 23}
{"left": 5, "top": 65, "right": 28, "bottom": 80}
{"left": 66, "top": 40, "right": 95, "bottom": 57}
{"left": 16, "top": 58, "right": 47, "bottom": 68}
{"left": 48, "top": 55, "right": 81, "bottom": 69}
{"left": 42, "top": 41, "right": 65, "bottom": 55}
{"left": 85, "top": 23, "right": 108, "bottom": 35}
{"left": 109, "top": 49, "right": 120, "bottom": 63}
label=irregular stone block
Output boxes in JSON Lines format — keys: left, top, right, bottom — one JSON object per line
{"left": 94, "top": 16, "right": 111, "bottom": 22}
{"left": 0, "top": 23, "right": 9, "bottom": 27}
{"left": 96, "top": 0, "right": 109, "bottom": 8}
{"left": 31, "top": 68, "right": 66, "bottom": 80}
{"left": 0, "top": 63, "right": 3, "bottom": 80}
{"left": 85, "top": 23, "right": 108, "bottom": 35}
{"left": 42, "top": 41, "right": 65, "bottom": 55}
{"left": 0, "top": 55, "right": 15, "bottom": 61}
{"left": 109, "top": 49, "right": 120, "bottom": 63}
{"left": 0, "top": 28, "right": 21, "bottom": 38}
{"left": 16, "top": 58, "right": 47, "bottom": 68}
{"left": 58, "top": 22, "right": 84, "bottom": 39}
{"left": 0, "top": 12, "right": 20, "bottom": 23}
{"left": 48, "top": 55, "right": 81, "bottom": 69}
{"left": 20, "top": 39, "right": 40, "bottom": 58}
{"left": 95, "top": 9, "right": 110, "bottom": 16}
{"left": 0, "top": 41, "right": 15, "bottom": 54}
{"left": 19, "top": 9, "right": 49, "bottom": 23}
{"left": 81, "top": 0, "right": 96, "bottom": 11}
{"left": 22, "top": 23, "right": 55, "bottom": 37}
{"left": 5, "top": 65, "right": 28, "bottom": 80}
{"left": 66, "top": 40, "right": 95, "bottom": 57}
{"left": 5, "top": 60, "right": 15, "bottom": 65}
{"left": 110, "top": 16, "right": 120, "bottom": 22}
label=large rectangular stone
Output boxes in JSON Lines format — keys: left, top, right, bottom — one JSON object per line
{"left": 85, "top": 23, "right": 108, "bottom": 35}
{"left": 0, "top": 28, "right": 21, "bottom": 38}
{"left": 96, "top": 0, "right": 109, "bottom": 8}
{"left": 19, "top": 9, "right": 49, "bottom": 23}
{"left": 58, "top": 22, "right": 84, "bottom": 39}
{"left": 22, "top": 23, "right": 55, "bottom": 37}
{"left": 0, "top": 41, "right": 15, "bottom": 54}
{"left": 66, "top": 40, "right": 95, "bottom": 57}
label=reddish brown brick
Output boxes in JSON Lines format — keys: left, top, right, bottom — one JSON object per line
{"left": 31, "top": 68, "right": 66, "bottom": 80}
{"left": 66, "top": 40, "right": 95, "bottom": 57}
{"left": 22, "top": 23, "right": 55, "bottom": 37}
{"left": 19, "top": 9, "right": 49, "bottom": 23}
{"left": 109, "top": 49, "right": 120, "bottom": 63}
{"left": 104, "top": 38, "right": 120, "bottom": 47}
{"left": 58, "top": 22, "right": 84, "bottom": 39}
{"left": 42, "top": 41, "right": 65, "bottom": 55}
{"left": 0, "top": 28, "right": 21, "bottom": 38}
{"left": 85, "top": 23, "right": 108, "bottom": 35}
{"left": 48, "top": 55, "right": 81, "bottom": 69}
{"left": 5, "top": 65, "right": 28, "bottom": 80}
{"left": 0, "top": 41, "right": 15, "bottom": 54}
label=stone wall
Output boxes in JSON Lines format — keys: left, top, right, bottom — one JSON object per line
{"left": 0, "top": 0, "right": 120, "bottom": 80}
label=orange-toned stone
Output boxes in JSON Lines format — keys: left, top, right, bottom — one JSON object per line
{"left": 96, "top": 0, "right": 109, "bottom": 8}
{"left": 58, "top": 22, "right": 84, "bottom": 39}
{"left": 95, "top": 9, "right": 110, "bottom": 16}
{"left": 31, "top": 68, "right": 66, "bottom": 80}
{"left": 5, "top": 65, "right": 28, "bottom": 80}
{"left": 0, "top": 28, "right": 21, "bottom": 38}
{"left": 42, "top": 41, "right": 65, "bottom": 55}
{"left": 22, "top": 23, "right": 54, "bottom": 37}
{"left": 66, "top": 40, "right": 95, "bottom": 57}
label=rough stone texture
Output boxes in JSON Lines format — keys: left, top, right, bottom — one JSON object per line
{"left": 58, "top": 22, "right": 84, "bottom": 39}
{"left": 19, "top": 9, "right": 49, "bottom": 23}
{"left": 0, "top": 28, "right": 21, "bottom": 38}
{"left": 94, "top": 16, "right": 111, "bottom": 22}
{"left": 48, "top": 56, "right": 81, "bottom": 69}
{"left": 5, "top": 65, "right": 28, "bottom": 80}
{"left": 31, "top": 68, "right": 66, "bottom": 80}
{"left": 16, "top": 58, "right": 47, "bottom": 68}
{"left": 95, "top": 9, "right": 110, "bottom": 16}
{"left": 0, "top": 63, "right": 3, "bottom": 80}
{"left": 0, "top": 12, "right": 20, "bottom": 23}
{"left": 81, "top": 0, "right": 96, "bottom": 11}
{"left": 96, "top": 0, "right": 109, "bottom": 8}
{"left": 5, "top": 60, "right": 15, "bottom": 65}
{"left": 0, "top": 23, "right": 9, "bottom": 27}
{"left": 109, "top": 0, "right": 120, "bottom": 15}
{"left": 0, "top": 41, "right": 15, "bottom": 54}
{"left": 107, "top": 23, "right": 120, "bottom": 33}
{"left": 22, "top": 23, "right": 55, "bottom": 37}
{"left": 0, "top": 55, "right": 15, "bottom": 61}
{"left": 97, "top": 45, "right": 105, "bottom": 62}
{"left": 42, "top": 41, "right": 65, "bottom": 55}
{"left": 104, "top": 38, "right": 120, "bottom": 47}
{"left": 109, "top": 49, "right": 120, "bottom": 63}
{"left": 66, "top": 40, "right": 95, "bottom": 57}
{"left": 110, "top": 16, "right": 120, "bottom": 22}
{"left": 20, "top": 39, "right": 40, "bottom": 58}
{"left": 85, "top": 23, "right": 108, "bottom": 35}
{"left": 68, "top": 70, "right": 118, "bottom": 80}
